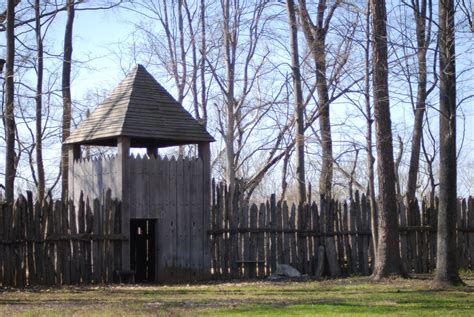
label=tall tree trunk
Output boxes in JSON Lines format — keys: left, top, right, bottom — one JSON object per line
{"left": 200, "top": 0, "right": 208, "bottom": 128}
{"left": 183, "top": 1, "right": 200, "bottom": 124}
{"left": 421, "top": 132, "right": 437, "bottom": 208}
{"left": 4, "top": 0, "right": 16, "bottom": 203}
{"left": 35, "top": 0, "right": 46, "bottom": 203}
{"left": 370, "top": 0, "right": 406, "bottom": 279}
{"left": 286, "top": 0, "right": 306, "bottom": 205}
{"left": 434, "top": 0, "right": 462, "bottom": 286}
{"left": 223, "top": 0, "right": 237, "bottom": 190}
{"left": 161, "top": 1, "right": 181, "bottom": 104}
{"left": 177, "top": 0, "right": 187, "bottom": 104}
{"left": 298, "top": 0, "right": 335, "bottom": 197}
{"left": 61, "top": 0, "right": 75, "bottom": 201}
{"left": 406, "top": 0, "right": 432, "bottom": 210}
{"left": 364, "top": 3, "right": 378, "bottom": 254}
{"left": 315, "top": 43, "right": 333, "bottom": 198}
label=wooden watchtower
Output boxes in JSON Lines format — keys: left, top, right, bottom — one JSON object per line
{"left": 64, "top": 64, "right": 214, "bottom": 282}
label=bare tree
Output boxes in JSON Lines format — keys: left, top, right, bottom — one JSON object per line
{"left": 0, "top": 1, "right": 123, "bottom": 200}
{"left": 3, "top": 0, "right": 17, "bottom": 202}
{"left": 458, "top": 0, "right": 473, "bottom": 31}
{"left": 404, "top": 0, "right": 436, "bottom": 211}
{"left": 297, "top": 0, "right": 340, "bottom": 197}
{"left": 221, "top": 0, "right": 238, "bottom": 190}
{"left": 420, "top": 114, "right": 437, "bottom": 207}
{"left": 34, "top": 0, "right": 46, "bottom": 203}
{"left": 126, "top": 1, "right": 207, "bottom": 123}
{"left": 370, "top": 0, "right": 406, "bottom": 279}
{"left": 434, "top": 0, "right": 463, "bottom": 287}
{"left": 61, "top": 0, "right": 75, "bottom": 200}
{"left": 122, "top": 1, "right": 292, "bottom": 200}
{"left": 286, "top": 0, "right": 306, "bottom": 205}
{"left": 207, "top": 0, "right": 289, "bottom": 196}
{"left": 62, "top": 1, "right": 124, "bottom": 199}
{"left": 361, "top": 2, "right": 378, "bottom": 254}
{"left": 199, "top": 0, "right": 208, "bottom": 126}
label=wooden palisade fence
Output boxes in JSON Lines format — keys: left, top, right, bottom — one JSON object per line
{"left": 209, "top": 181, "right": 474, "bottom": 279}
{"left": 0, "top": 190, "right": 123, "bottom": 287}
{"left": 1, "top": 182, "right": 473, "bottom": 287}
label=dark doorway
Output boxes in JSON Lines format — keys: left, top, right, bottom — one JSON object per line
{"left": 130, "top": 219, "right": 156, "bottom": 282}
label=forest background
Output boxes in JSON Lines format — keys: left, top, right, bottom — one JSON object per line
{"left": 0, "top": 0, "right": 473, "bottom": 204}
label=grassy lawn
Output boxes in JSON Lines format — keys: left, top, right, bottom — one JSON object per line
{"left": 0, "top": 275, "right": 472, "bottom": 316}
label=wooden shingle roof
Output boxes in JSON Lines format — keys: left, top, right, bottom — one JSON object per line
{"left": 64, "top": 64, "right": 214, "bottom": 147}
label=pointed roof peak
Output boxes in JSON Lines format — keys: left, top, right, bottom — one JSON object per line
{"left": 64, "top": 64, "right": 214, "bottom": 147}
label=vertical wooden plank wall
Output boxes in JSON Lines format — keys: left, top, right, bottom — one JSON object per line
{"left": 125, "top": 155, "right": 207, "bottom": 281}
{"left": 208, "top": 183, "right": 473, "bottom": 279}
{"left": 0, "top": 191, "right": 122, "bottom": 287}
{"left": 193, "top": 158, "right": 205, "bottom": 277}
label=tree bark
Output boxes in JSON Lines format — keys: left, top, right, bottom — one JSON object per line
{"left": 222, "top": 0, "right": 237, "bottom": 191}
{"left": 4, "top": 0, "right": 16, "bottom": 203}
{"left": 177, "top": 0, "right": 187, "bottom": 104}
{"left": 35, "top": 0, "right": 46, "bottom": 203}
{"left": 183, "top": 0, "right": 200, "bottom": 125}
{"left": 370, "top": 0, "right": 406, "bottom": 279}
{"left": 434, "top": 0, "right": 462, "bottom": 286}
{"left": 406, "top": 0, "right": 431, "bottom": 208}
{"left": 200, "top": 0, "right": 208, "bottom": 127}
{"left": 364, "top": 3, "right": 378, "bottom": 254}
{"left": 286, "top": 0, "right": 306, "bottom": 205}
{"left": 61, "top": 0, "right": 75, "bottom": 201}
{"left": 298, "top": 0, "right": 335, "bottom": 197}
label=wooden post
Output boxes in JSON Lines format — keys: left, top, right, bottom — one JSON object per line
{"left": 297, "top": 203, "right": 305, "bottom": 274}
{"left": 232, "top": 187, "right": 241, "bottom": 278}
{"left": 93, "top": 198, "right": 102, "bottom": 282}
{"left": 270, "top": 194, "right": 277, "bottom": 274}
{"left": 282, "top": 202, "right": 290, "bottom": 265}
{"left": 324, "top": 198, "right": 340, "bottom": 278}
{"left": 276, "top": 201, "right": 283, "bottom": 265}
{"left": 311, "top": 202, "right": 320, "bottom": 273}
{"left": 198, "top": 142, "right": 211, "bottom": 278}
{"left": 257, "top": 203, "right": 265, "bottom": 277}
{"left": 118, "top": 137, "right": 131, "bottom": 272}
{"left": 249, "top": 204, "right": 258, "bottom": 278}
{"left": 68, "top": 144, "right": 80, "bottom": 202}
{"left": 289, "top": 204, "right": 297, "bottom": 269}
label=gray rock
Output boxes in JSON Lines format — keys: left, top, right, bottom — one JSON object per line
{"left": 272, "top": 264, "right": 301, "bottom": 278}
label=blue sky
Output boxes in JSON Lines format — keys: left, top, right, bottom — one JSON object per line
{"left": 69, "top": 7, "right": 134, "bottom": 98}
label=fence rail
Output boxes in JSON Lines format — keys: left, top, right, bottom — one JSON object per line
{"left": 209, "top": 181, "right": 474, "bottom": 279}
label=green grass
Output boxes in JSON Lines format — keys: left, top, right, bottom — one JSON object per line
{"left": 0, "top": 275, "right": 472, "bottom": 316}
